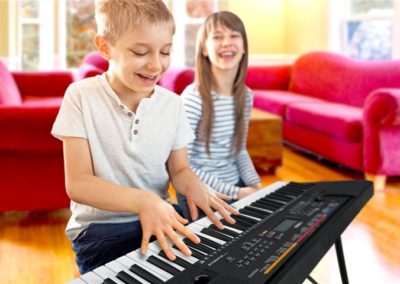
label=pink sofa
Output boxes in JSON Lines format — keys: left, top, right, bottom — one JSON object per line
{"left": 253, "top": 51, "right": 400, "bottom": 189}
{"left": 0, "top": 60, "right": 74, "bottom": 211}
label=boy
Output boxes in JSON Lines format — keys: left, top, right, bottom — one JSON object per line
{"left": 52, "top": 0, "right": 237, "bottom": 274}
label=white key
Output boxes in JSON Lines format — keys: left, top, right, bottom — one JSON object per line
{"left": 67, "top": 278, "right": 87, "bottom": 284}
{"left": 188, "top": 223, "right": 226, "bottom": 245}
{"left": 105, "top": 260, "right": 151, "bottom": 284}
{"left": 80, "top": 271, "right": 103, "bottom": 284}
{"left": 122, "top": 252, "right": 172, "bottom": 281}
{"left": 148, "top": 241, "right": 198, "bottom": 264}
{"left": 230, "top": 181, "right": 287, "bottom": 211}
{"left": 93, "top": 265, "right": 125, "bottom": 284}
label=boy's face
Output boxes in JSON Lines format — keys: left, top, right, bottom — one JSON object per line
{"left": 202, "top": 24, "right": 245, "bottom": 72}
{"left": 103, "top": 22, "right": 173, "bottom": 97}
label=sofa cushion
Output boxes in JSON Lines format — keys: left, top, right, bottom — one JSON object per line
{"left": 23, "top": 97, "right": 63, "bottom": 106}
{"left": 285, "top": 101, "right": 363, "bottom": 142}
{"left": 253, "top": 90, "right": 324, "bottom": 116}
{"left": 0, "top": 60, "right": 22, "bottom": 105}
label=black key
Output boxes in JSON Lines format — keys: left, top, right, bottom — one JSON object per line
{"left": 183, "top": 238, "right": 214, "bottom": 254}
{"left": 232, "top": 214, "right": 258, "bottom": 226}
{"left": 197, "top": 235, "right": 223, "bottom": 249}
{"left": 254, "top": 200, "right": 279, "bottom": 211}
{"left": 239, "top": 208, "right": 265, "bottom": 219}
{"left": 103, "top": 278, "right": 118, "bottom": 284}
{"left": 221, "top": 219, "right": 247, "bottom": 231}
{"left": 173, "top": 245, "right": 205, "bottom": 260}
{"left": 246, "top": 205, "right": 271, "bottom": 216}
{"left": 147, "top": 255, "right": 180, "bottom": 276}
{"left": 201, "top": 228, "right": 233, "bottom": 242}
{"left": 258, "top": 198, "right": 283, "bottom": 208}
{"left": 116, "top": 270, "right": 142, "bottom": 284}
{"left": 209, "top": 224, "right": 239, "bottom": 237}
{"left": 158, "top": 250, "right": 191, "bottom": 268}
{"left": 130, "top": 264, "right": 164, "bottom": 284}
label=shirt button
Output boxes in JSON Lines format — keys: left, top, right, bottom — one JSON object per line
{"left": 133, "top": 130, "right": 138, "bottom": 135}
{"left": 127, "top": 112, "right": 133, "bottom": 117}
{"left": 135, "top": 119, "right": 139, "bottom": 124}
{"left": 119, "top": 104, "right": 124, "bottom": 109}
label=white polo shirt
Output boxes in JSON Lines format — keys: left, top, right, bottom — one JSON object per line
{"left": 51, "top": 74, "right": 194, "bottom": 240}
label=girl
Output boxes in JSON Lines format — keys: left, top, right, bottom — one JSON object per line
{"left": 178, "top": 11, "right": 262, "bottom": 219}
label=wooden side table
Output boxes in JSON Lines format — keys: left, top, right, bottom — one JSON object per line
{"left": 247, "top": 108, "right": 283, "bottom": 173}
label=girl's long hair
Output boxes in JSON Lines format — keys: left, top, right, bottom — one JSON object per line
{"left": 195, "top": 11, "right": 249, "bottom": 156}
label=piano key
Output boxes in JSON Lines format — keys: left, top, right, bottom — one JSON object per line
{"left": 148, "top": 242, "right": 198, "bottom": 264}
{"left": 124, "top": 252, "right": 173, "bottom": 281}
{"left": 105, "top": 260, "right": 151, "bottom": 284}
{"left": 157, "top": 250, "right": 191, "bottom": 269}
{"left": 118, "top": 255, "right": 168, "bottom": 282}
{"left": 147, "top": 255, "right": 181, "bottom": 276}
{"left": 221, "top": 218, "right": 247, "bottom": 231}
{"left": 196, "top": 217, "right": 243, "bottom": 234}
{"left": 115, "top": 271, "right": 141, "bottom": 284}
{"left": 183, "top": 238, "right": 214, "bottom": 254}
{"left": 173, "top": 244, "right": 205, "bottom": 260}
{"left": 239, "top": 207, "right": 266, "bottom": 219}
{"left": 93, "top": 266, "right": 125, "bottom": 284}
{"left": 200, "top": 227, "right": 233, "bottom": 243}
{"left": 80, "top": 271, "right": 104, "bottom": 284}
{"left": 187, "top": 223, "right": 227, "bottom": 245}
{"left": 208, "top": 224, "right": 240, "bottom": 237}
{"left": 230, "top": 215, "right": 254, "bottom": 228}
{"left": 103, "top": 278, "right": 118, "bottom": 284}
{"left": 129, "top": 264, "right": 164, "bottom": 284}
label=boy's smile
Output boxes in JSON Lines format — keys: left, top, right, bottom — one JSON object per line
{"left": 102, "top": 21, "right": 174, "bottom": 102}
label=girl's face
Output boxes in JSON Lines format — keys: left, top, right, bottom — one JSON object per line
{"left": 202, "top": 24, "right": 245, "bottom": 71}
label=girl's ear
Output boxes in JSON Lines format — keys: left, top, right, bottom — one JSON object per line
{"left": 94, "top": 35, "right": 111, "bottom": 60}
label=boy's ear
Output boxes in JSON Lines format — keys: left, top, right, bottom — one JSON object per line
{"left": 94, "top": 35, "right": 111, "bottom": 60}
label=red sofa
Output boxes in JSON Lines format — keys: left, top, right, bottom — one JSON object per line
{"left": 252, "top": 52, "right": 400, "bottom": 189}
{"left": 76, "top": 51, "right": 400, "bottom": 190}
{"left": 0, "top": 60, "right": 74, "bottom": 211}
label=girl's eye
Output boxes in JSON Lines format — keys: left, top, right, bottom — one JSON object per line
{"left": 160, "top": 51, "right": 170, "bottom": 56}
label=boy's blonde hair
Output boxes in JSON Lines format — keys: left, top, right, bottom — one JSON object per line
{"left": 95, "top": 0, "right": 175, "bottom": 44}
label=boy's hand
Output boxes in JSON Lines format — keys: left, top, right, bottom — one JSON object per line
{"left": 137, "top": 191, "right": 200, "bottom": 261}
{"left": 186, "top": 183, "right": 239, "bottom": 229}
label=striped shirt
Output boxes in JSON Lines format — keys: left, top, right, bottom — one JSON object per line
{"left": 181, "top": 83, "right": 261, "bottom": 199}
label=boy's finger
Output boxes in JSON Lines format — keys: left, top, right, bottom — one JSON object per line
{"left": 166, "top": 228, "right": 192, "bottom": 256}
{"left": 141, "top": 231, "right": 152, "bottom": 255}
{"left": 156, "top": 232, "right": 176, "bottom": 261}
{"left": 203, "top": 207, "right": 224, "bottom": 230}
{"left": 174, "top": 211, "right": 189, "bottom": 224}
{"left": 175, "top": 223, "right": 200, "bottom": 244}
{"left": 217, "top": 199, "right": 239, "bottom": 215}
{"left": 188, "top": 199, "right": 199, "bottom": 221}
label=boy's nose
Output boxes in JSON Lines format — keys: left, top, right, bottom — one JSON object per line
{"left": 146, "top": 55, "right": 162, "bottom": 71}
{"left": 222, "top": 37, "right": 232, "bottom": 47}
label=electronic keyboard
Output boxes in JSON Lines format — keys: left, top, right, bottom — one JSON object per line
{"left": 68, "top": 180, "right": 373, "bottom": 284}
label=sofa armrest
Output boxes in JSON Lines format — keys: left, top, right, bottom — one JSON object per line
{"left": 363, "top": 88, "right": 400, "bottom": 173}
{"left": 11, "top": 71, "right": 74, "bottom": 100}
{"left": 364, "top": 88, "right": 400, "bottom": 126}
{"left": 245, "top": 65, "right": 292, "bottom": 90}
{"left": 0, "top": 105, "right": 62, "bottom": 153}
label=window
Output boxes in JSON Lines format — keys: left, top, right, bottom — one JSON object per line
{"left": 9, "top": 0, "right": 54, "bottom": 70}
{"left": 342, "top": 0, "right": 400, "bottom": 60}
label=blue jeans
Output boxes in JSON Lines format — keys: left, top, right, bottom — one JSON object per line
{"left": 72, "top": 204, "right": 183, "bottom": 274}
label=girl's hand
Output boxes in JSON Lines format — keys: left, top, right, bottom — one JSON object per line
{"left": 137, "top": 191, "right": 200, "bottom": 261}
{"left": 185, "top": 182, "right": 238, "bottom": 229}
{"left": 237, "top": 186, "right": 260, "bottom": 199}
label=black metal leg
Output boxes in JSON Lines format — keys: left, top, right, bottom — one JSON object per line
{"left": 306, "top": 275, "right": 319, "bottom": 284}
{"left": 335, "top": 237, "right": 349, "bottom": 284}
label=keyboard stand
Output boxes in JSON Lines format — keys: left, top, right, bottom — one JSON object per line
{"left": 335, "top": 236, "right": 349, "bottom": 284}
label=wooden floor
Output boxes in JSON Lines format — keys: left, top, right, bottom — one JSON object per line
{"left": 1, "top": 146, "right": 399, "bottom": 284}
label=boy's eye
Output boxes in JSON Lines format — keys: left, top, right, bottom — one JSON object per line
{"left": 161, "top": 52, "right": 170, "bottom": 56}
{"left": 132, "top": 50, "right": 147, "bottom": 56}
